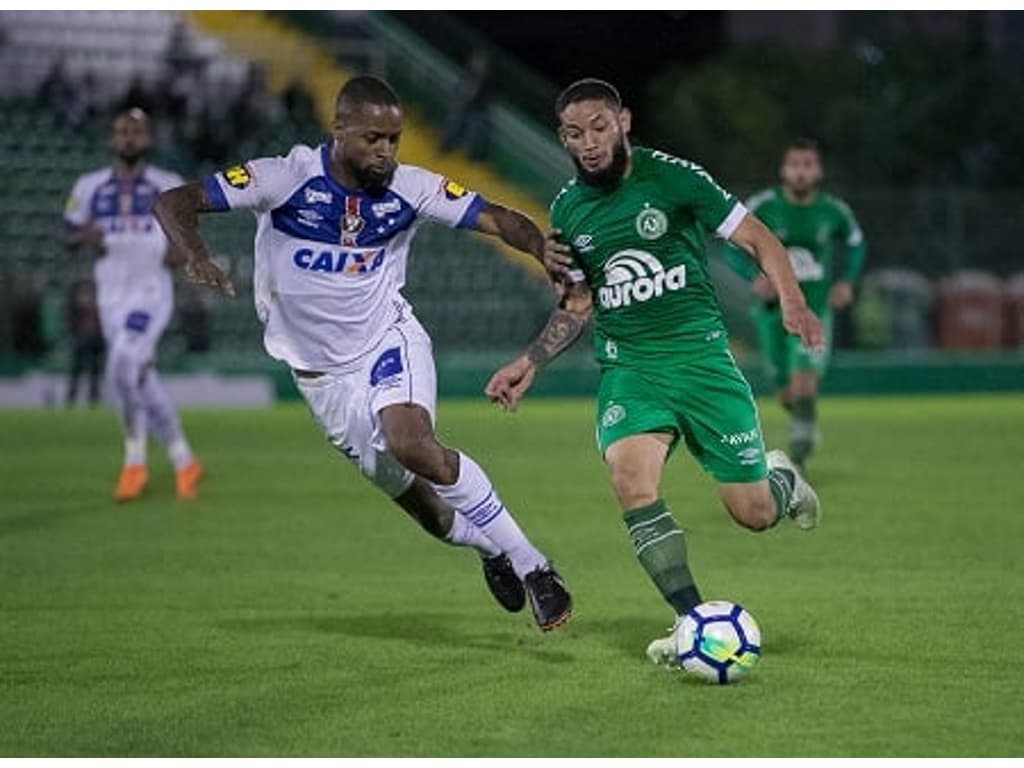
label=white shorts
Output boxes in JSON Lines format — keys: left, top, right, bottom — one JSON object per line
{"left": 295, "top": 313, "right": 437, "bottom": 498}
{"left": 99, "top": 272, "right": 173, "bottom": 363}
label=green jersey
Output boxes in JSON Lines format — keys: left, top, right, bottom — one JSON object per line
{"left": 738, "top": 187, "right": 865, "bottom": 313}
{"left": 550, "top": 146, "right": 746, "bottom": 366}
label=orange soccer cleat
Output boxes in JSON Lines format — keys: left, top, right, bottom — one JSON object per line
{"left": 175, "top": 460, "right": 204, "bottom": 501}
{"left": 113, "top": 464, "right": 148, "bottom": 503}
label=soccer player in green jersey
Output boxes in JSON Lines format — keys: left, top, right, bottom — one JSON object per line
{"left": 485, "top": 79, "right": 824, "bottom": 664}
{"left": 726, "top": 139, "right": 866, "bottom": 471}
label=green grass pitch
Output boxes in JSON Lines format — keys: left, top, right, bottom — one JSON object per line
{"left": 2, "top": 395, "right": 1023, "bottom": 756}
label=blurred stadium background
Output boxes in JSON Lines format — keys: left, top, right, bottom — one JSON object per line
{"left": 3, "top": 11, "right": 1024, "bottom": 758}
{"left": 1, "top": 9, "right": 1023, "bottom": 407}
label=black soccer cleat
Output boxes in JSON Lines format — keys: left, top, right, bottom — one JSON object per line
{"left": 524, "top": 564, "right": 573, "bottom": 631}
{"left": 482, "top": 554, "right": 526, "bottom": 613}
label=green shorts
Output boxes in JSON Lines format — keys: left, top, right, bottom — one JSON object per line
{"left": 752, "top": 305, "right": 833, "bottom": 390}
{"left": 595, "top": 344, "right": 768, "bottom": 484}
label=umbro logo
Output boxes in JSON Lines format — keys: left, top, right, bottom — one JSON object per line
{"left": 573, "top": 234, "right": 595, "bottom": 253}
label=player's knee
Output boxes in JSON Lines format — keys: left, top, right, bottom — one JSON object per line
{"left": 609, "top": 466, "right": 658, "bottom": 510}
{"left": 727, "top": 496, "right": 775, "bottom": 532}
{"left": 109, "top": 350, "right": 142, "bottom": 393}
{"left": 388, "top": 432, "right": 455, "bottom": 485}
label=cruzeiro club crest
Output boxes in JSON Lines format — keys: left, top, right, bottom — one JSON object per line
{"left": 636, "top": 205, "right": 668, "bottom": 241}
{"left": 342, "top": 213, "right": 364, "bottom": 236}
{"left": 340, "top": 195, "right": 364, "bottom": 247}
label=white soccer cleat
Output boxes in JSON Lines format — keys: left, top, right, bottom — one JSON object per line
{"left": 767, "top": 449, "right": 821, "bottom": 530}
{"left": 645, "top": 618, "right": 683, "bottom": 668}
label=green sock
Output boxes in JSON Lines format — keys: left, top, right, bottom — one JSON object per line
{"left": 789, "top": 396, "right": 817, "bottom": 464}
{"left": 623, "top": 500, "right": 701, "bottom": 615}
{"left": 768, "top": 467, "right": 795, "bottom": 525}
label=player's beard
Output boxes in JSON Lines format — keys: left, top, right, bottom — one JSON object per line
{"left": 574, "top": 139, "right": 629, "bottom": 190}
{"left": 355, "top": 161, "right": 396, "bottom": 196}
{"left": 116, "top": 148, "right": 145, "bottom": 168}
{"left": 787, "top": 178, "right": 817, "bottom": 200}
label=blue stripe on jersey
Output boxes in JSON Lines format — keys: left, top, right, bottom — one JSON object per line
{"left": 87, "top": 173, "right": 160, "bottom": 218}
{"left": 202, "top": 174, "right": 230, "bottom": 212}
{"left": 456, "top": 193, "right": 486, "bottom": 230}
{"left": 270, "top": 178, "right": 416, "bottom": 247}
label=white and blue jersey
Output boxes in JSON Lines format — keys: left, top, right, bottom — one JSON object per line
{"left": 202, "top": 142, "right": 486, "bottom": 371}
{"left": 65, "top": 165, "right": 183, "bottom": 336}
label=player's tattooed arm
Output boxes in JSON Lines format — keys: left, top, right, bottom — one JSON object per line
{"left": 154, "top": 183, "right": 235, "bottom": 296}
{"left": 526, "top": 282, "right": 593, "bottom": 369}
{"left": 485, "top": 283, "right": 592, "bottom": 411}
{"left": 472, "top": 201, "right": 546, "bottom": 264}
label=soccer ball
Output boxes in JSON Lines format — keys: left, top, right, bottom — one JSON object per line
{"left": 675, "top": 601, "right": 762, "bottom": 684}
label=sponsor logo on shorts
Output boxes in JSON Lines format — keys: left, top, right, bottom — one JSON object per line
{"left": 224, "top": 164, "right": 253, "bottom": 189}
{"left": 720, "top": 427, "right": 760, "bottom": 446}
{"left": 370, "top": 347, "right": 404, "bottom": 388}
{"left": 605, "top": 339, "right": 618, "bottom": 360}
{"left": 635, "top": 205, "right": 668, "bottom": 241}
{"left": 125, "top": 310, "right": 151, "bottom": 333}
{"left": 601, "top": 403, "right": 627, "bottom": 429}
{"left": 737, "top": 446, "right": 763, "bottom": 466}
{"left": 598, "top": 249, "right": 686, "bottom": 310}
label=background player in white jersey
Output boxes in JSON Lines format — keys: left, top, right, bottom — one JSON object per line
{"left": 64, "top": 109, "right": 203, "bottom": 502}
{"left": 154, "top": 77, "right": 572, "bottom": 630}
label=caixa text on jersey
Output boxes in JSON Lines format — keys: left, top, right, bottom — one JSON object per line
{"left": 292, "top": 247, "right": 385, "bottom": 276}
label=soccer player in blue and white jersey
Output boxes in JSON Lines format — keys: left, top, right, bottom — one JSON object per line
{"left": 65, "top": 109, "right": 203, "bottom": 502}
{"left": 154, "top": 77, "right": 571, "bottom": 630}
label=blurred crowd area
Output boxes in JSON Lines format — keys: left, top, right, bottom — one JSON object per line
{"left": 0, "top": 10, "right": 1022, "bottom": 387}
{"left": 3, "top": 15, "right": 322, "bottom": 173}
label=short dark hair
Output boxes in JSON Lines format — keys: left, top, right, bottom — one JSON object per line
{"left": 335, "top": 76, "right": 400, "bottom": 116}
{"left": 785, "top": 137, "right": 820, "bottom": 154}
{"left": 555, "top": 78, "right": 622, "bottom": 118}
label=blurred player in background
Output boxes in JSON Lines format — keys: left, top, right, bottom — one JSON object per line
{"left": 154, "top": 76, "right": 572, "bottom": 631}
{"left": 727, "top": 139, "right": 866, "bottom": 471}
{"left": 486, "top": 79, "right": 823, "bottom": 662}
{"left": 64, "top": 109, "right": 203, "bottom": 501}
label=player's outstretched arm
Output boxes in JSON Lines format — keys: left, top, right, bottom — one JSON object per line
{"left": 472, "top": 202, "right": 546, "bottom": 265}
{"left": 728, "top": 213, "right": 823, "bottom": 350}
{"left": 154, "top": 183, "right": 235, "bottom": 297}
{"left": 485, "top": 282, "right": 592, "bottom": 411}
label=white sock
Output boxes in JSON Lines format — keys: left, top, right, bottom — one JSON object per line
{"left": 142, "top": 370, "right": 193, "bottom": 470}
{"left": 124, "top": 435, "right": 146, "bottom": 467}
{"left": 433, "top": 452, "right": 547, "bottom": 579}
{"left": 168, "top": 438, "right": 194, "bottom": 471}
{"left": 110, "top": 349, "right": 148, "bottom": 467}
{"left": 445, "top": 512, "right": 501, "bottom": 558}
